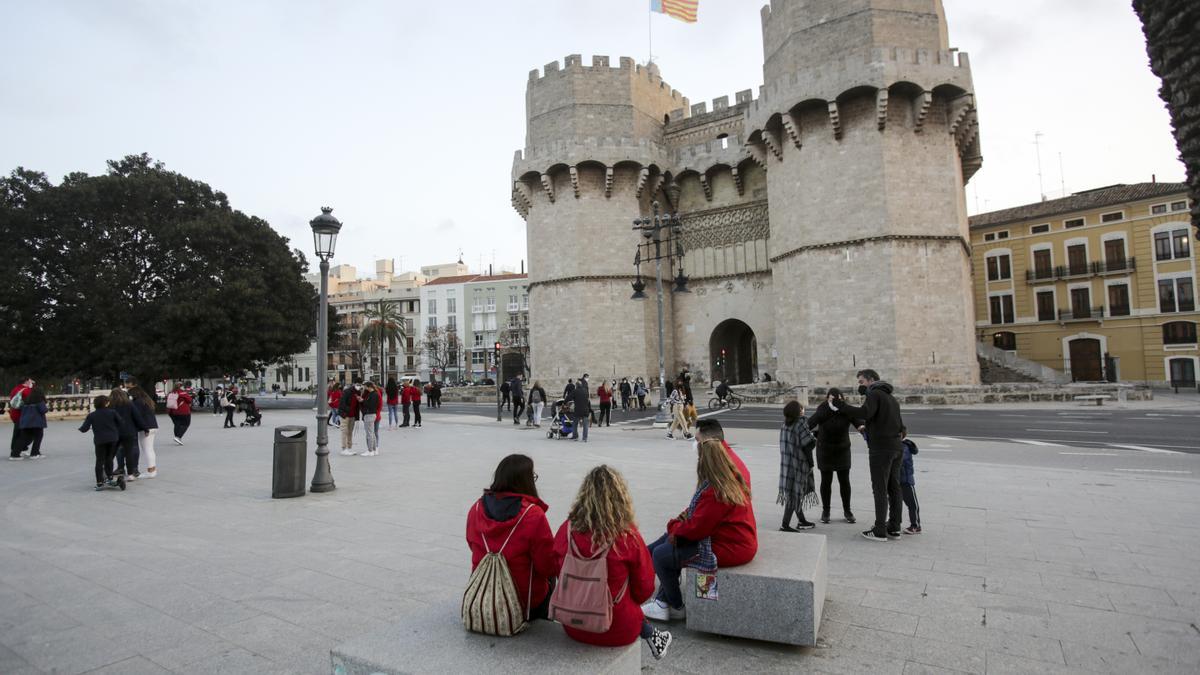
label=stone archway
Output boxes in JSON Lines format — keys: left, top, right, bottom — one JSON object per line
{"left": 710, "top": 319, "right": 758, "bottom": 385}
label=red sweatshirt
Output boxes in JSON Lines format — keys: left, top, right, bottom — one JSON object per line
{"left": 8, "top": 384, "right": 30, "bottom": 423}
{"left": 466, "top": 493, "right": 557, "bottom": 618}
{"left": 552, "top": 523, "right": 656, "bottom": 647}
{"left": 667, "top": 483, "right": 758, "bottom": 567}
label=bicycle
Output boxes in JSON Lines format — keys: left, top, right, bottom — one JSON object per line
{"left": 707, "top": 392, "right": 742, "bottom": 411}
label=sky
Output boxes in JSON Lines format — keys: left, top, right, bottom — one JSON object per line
{"left": 1, "top": 0, "right": 1185, "bottom": 277}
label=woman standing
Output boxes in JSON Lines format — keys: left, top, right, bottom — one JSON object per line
{"left": 528, "top": 380, "right": 547, "bottom": 427}
{"left": 110, "top": 388, "right": 140, "bottom": 480}
{"left": 806, "top": 388, "right": 858, "bottom": 524}
{"left": 327, "top": 381, "right": 342, "bottom": 428}
{"left": 408, "top": 379, "right": 423, "bottom": 428}
{"left": 634, "top": 378, "right": 648, "bottom": 410}
{"left": 222, "top": 388, "right": 237, "bottom": 429}
{"left": 16, "top": 386, "right": 48, "bottom": 459}
{"left": 385, "top": 377, "right": 400, "bottom": 429}
{"left": 597, "top": 381, "right": 613, "bottom": 427}
{"left": 778, "top": 401, "right": 818, "bottom": 531}
{"left": 360, "top": 381, "right": 380, "bottom": 456}
{"left": 130, "top": 386, "right": 159, "bottom": 478}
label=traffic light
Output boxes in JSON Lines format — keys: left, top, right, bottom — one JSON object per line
{"left": 494, "top": 341, "right": 501, "bottom": 360}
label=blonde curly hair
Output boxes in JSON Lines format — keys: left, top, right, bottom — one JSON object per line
{"left": 567, "top": 465, "right": 637, "bottom": 549}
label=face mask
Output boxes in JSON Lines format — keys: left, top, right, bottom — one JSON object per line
{"left": 857, "top": 384, "right": 868, "bottom": 396}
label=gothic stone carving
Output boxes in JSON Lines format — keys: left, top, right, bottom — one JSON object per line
{"left": 679, "top": 201, "right": 769, "bottom": 251}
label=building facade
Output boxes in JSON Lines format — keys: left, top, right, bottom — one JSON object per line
{"left": 418, "top": 270, "right": 529, "bottom": 382}
{"left": 970, "top": 183, "right": 1196, "bottom": 387}
{"left": 512, "top": 0, "right": 983, "bottom": 389}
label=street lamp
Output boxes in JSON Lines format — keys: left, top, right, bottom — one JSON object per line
{"left": 310, "top": 206, "right": 342, "bottom": 494}
{"left": 631, "top": 201, "right": 688, "bottom": 426}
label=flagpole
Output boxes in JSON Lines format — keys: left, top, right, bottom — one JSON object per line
{"left": 648, "top": 6, "right": 653, "bottom": 65}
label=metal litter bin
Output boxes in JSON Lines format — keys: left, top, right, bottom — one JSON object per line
{"left": 272, "top": 426, "right": 307, "bottom": 498}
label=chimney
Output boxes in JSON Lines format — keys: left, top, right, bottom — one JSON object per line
{"left": 1152, "top": 174, "right": 1157, "bottom": 184}
{"left": 520, "top": 260, "right": 525, "bottom": 274}
{"left": 488, "top": 263, "right": 493, "bottom": 276}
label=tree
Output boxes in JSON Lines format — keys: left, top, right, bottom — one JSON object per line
{"left": 421, "top": 326, "right": 462, "bottom": 381}
{"left": 360, "top": 300, "right": 405, "bottom": 381}
{"left": 0, "top": 154, "right": 317, "bottom": 384}
{"left": 1133, "top": 0, "right": 1200, "bottom": 235}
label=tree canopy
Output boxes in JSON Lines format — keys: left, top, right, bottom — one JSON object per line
{"left": 0, "top": 154, "right": 318, "bottom": 383}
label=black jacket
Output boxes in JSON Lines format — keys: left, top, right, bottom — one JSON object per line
{"left": 571, "top": 382, "right": 591, "bottom": 414}
{"left": 529, "top": 385, "right": 547, "bottom": 404}
{"left": 113, "top": 404, "right": 138, "bottom": 439}
{"left": 806, "top": 402, "right": 860, "bottom": 471}
{"left": 362, "top": 390, "right": 381, "bottom": 416}
{"left": 80, "top": 408, "right": 121, "bottom": 444}
{"left": 132, "top": 400, "right": 158, "bottom": 431}
{"left": 836, "top": 382, "right": 903, "bottom": 453}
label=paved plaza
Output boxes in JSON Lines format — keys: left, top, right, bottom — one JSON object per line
{"left": 2, "top": 403, "right": 1200, "bottom": 674}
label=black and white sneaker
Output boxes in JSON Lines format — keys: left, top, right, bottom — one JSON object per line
{"left": 886, "top": 531, "right": 902, "bottom": 540}
{"left": 861, "top": 530, "right": 889, "bottom": 542}
{"left": 795, "top": 521, "right": 816, "bottom": 530}
{"left": 646, "top": 628, "right": 673, "bottom": 660}
{"left": 820, "top": 512, "right": 831, "bottom": 524}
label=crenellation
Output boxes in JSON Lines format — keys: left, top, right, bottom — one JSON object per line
{"left": 592, "top": 55, "right": 609, "bottom": 68}
{"left": 692, "top": 102, "right": 708, "bottom": 116}
{"left": 713, "top": 96, "right": 729, "bottom": 111}
{"left": 670, "top": 108, "right": 687, "bottom": 121}
{"left": 564, "top": 54, "right": 583, "bottom": 68}
{"left": 735, "top": 89, "right": 753, "bottom": 104}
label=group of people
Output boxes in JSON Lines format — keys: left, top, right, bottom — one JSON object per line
{"left": 330, "top": 376, "right": 428, "bottom": 457}
{"left": 464, "top": 418, "right": 755, "bottom": 660}
{"left": 499, "top": 373, "right": 676, "bottom": 443}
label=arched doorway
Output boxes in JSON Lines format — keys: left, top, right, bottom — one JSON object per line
{"left": 710, "top": 319, "right": 757, "bottom": 385}
{"left": 1068, "top": 338, "right": 1102, "bottom": 382}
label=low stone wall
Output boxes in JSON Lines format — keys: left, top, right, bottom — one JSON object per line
{"left": 804, "top": 383, "right": 1153, "bottom": 407}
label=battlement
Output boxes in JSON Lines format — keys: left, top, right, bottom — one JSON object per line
{"left": 526, "top": 54, "right": 687, "bottom": 103}
{"left": 668, "top": 88, "right": 758, "bottom": 123}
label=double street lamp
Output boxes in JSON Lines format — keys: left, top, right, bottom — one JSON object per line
{"left": 310, "top": 207, "right": 342, "bottom": 493}
{"left": 631, "top": 201, "right": 689, "bottom": 425}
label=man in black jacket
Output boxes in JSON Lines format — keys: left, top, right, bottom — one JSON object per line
{"left": 833, "top": 369, "right": 904, "bottom": 542}
{"left": 570, "top": 378, "right": 591, "bottom": 442}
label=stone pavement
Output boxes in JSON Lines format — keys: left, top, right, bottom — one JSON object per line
{"left": 1, "top": 408, "right": 1199, "bottom": 674}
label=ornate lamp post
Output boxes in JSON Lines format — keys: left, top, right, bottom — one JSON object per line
{"left": 310, "top": 207, "right": 342, "bottom": 493}
{"left": 631, "top": 201, "right": 689, "bottom": 426}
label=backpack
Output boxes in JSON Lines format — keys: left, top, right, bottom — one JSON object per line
{"left": 462, "top": 503, "right": 535, "bottom": 637}
{"left": 547, "top": 528, "right": 628, "bottom": 633}
{"left": 530, "top": 388, "right": 542, "bottom": 404}
{"left": 9, "top": 389, "right": 24, "bottom": 410}
{"left": 166, "top": 391, "right": 179, "bottom": 410}
{"left": 500, "top": 381, "right": 510, "bottom": 394}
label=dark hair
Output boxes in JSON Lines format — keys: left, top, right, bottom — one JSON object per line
{"left": 109, "top": 388, "right": 131, "bottom": 407}
{"left": 24, "top": 387, "right": 46, "bottom": 405}
{"left": 129, "top": 386, "right": 154, "bottom": 409}
{"left": 93, "top": 395, "right": 109, "bottom": 410}
{"left": 783, "top": 400, "right": 803, "bottom": 425}
{"left": 386, "top": 378, "right": 399, "bottom": 396}
{"left": 828, "top": 387, "right": 843, "bottom": 399}
{"left": 856, "top": 369, "right": 880, "bottom": 382}
{"left": 352, "top": 376, "right": 362, "bottom": 384}
{"left": 488, "top": 454, "right": 538, "bottom": 498}
{"left": 695, "top": 418, "right": 724, "bottom": 440}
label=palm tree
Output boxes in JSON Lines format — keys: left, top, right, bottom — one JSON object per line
{"left": 1134, "top": 0, "right": 1200, "bottom": 235}
{"left": 360, "top": 300, "right": 406, "bottom": 382}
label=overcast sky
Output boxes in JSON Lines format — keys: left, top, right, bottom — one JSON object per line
{"left": 2, "top": 0, "right": 1184, "bottom": 277}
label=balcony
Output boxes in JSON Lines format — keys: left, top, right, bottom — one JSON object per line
{"left": 472, "top": 305, "right": 484, "bottom": 314}
{"left": 1058, "top": 306, "right": 1105, "bottom": 323}
{"left": 1025, "top": 258, "right": 1137, "bottom": 284}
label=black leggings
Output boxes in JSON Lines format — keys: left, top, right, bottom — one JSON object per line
{"left": 94, "top": 441, "right": 118, "bottom": 484}
{"left": 820, "top": 468, "right": 852, "bottom": 514}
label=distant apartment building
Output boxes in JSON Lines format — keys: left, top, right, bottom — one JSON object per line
{"left": 970, "top": 183, "right": 1196, "bottom": 388}
{"left": 418, "top": 269, "right": 528, "bottom": 382}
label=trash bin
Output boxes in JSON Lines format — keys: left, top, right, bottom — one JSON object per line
{"left": 272, "top": 425, "right": 307, "bottom": 499}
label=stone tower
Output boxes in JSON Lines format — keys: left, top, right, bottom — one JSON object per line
{"left": 513, "top": 1, "right": 983, "bottom": 389}
{"left": 750, "top": 0, "right": 981, "bottom": 385}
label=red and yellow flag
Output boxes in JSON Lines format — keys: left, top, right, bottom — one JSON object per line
{"left": 651, "top": 0, "right": 698, "bottom": 24}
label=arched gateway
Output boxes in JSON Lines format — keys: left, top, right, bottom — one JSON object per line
{"left": 710, "top": 319, "right": 757, "bottom": 385}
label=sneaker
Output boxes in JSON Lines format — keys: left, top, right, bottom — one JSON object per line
{"left": 820, "top": 512, "right": 830, "bottom": 524}
{"left": 145, "top": 470, "right": 157, "bottom": 478}
{"left": 646, "top": 628, "right": 673, "bottom": 660}
{"left": 886, "top": 531, "right": 902, "bottom": 540}
{"left": 904, "top": 526, "right": 921, "bottom": 535}
{"left": 338, "top": 449, "right": 356, "bottom": 456}
{"left": 780, "top": 524, "right": 798, "bottom": 532}
{"left": 106, "top": 477, "right": 118, "bottom": 487}
{"left": 795, "top": 521, "right": 816, "bottom": 530}
{"left": 684, "top": 433, "right": 694, "bottom": 439}
{"left": 31, "top": 454, "right": 45, "bottom": 459}
{"left": 173, "top": 437, "right": 183, "bottom": 446}
{"left": 641, "top": 599, "right": 671, "bottom": 622}
{"left": 665, "top": 433, "right": 675, "bottom": 440}
{"left": 117, "top": 475, "right": 126, "bottom": 491}
{"left": 7, "top": 456, "right": 23, "bottom": 461}
{"left": 844, "top": 512, "right": 857, "bottom": 524}
{"left": 94, "top": 483, "right": 105, "bottom": 491}
{"left": 126, "top": 473, "right": 138, "bottom": 482}
{"left": 861, "top": 530, "right": 889, "bottom": 542}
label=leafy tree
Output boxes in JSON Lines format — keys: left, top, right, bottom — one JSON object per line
{"left": 0, "top": 154, "right": 318, "bottom": 384}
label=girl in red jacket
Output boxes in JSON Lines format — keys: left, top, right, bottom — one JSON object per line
{"left": 466, "top": 454, "right": 557, "bottom": 621}
{"left": 553, "top": 465, "right": 673, "bottom": 659}
{"left": 642, "top": 439, "right": 757, "bottom": 622}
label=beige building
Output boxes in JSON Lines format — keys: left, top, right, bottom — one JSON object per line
{"left": 970, "top": 183, "right": 1196, "bottom": 388}
{"left": 512, "top": 0, "right": 983, "bottom": 389}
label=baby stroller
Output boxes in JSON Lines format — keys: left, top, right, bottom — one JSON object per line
{"left": 238, "top": 397, "right": 262, "bottom": 427}
{"left": 547, "top": 399, "right": 575, "bottom": 439}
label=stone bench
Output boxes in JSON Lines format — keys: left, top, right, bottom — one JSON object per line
{"left": 684, "top": 530, "right": 827, "bottom": 646}
{"left": 1074, "top": 394, "right": 1112, "bottom": 406}
{"left": 330, "top": 602, "right": 639, "bottom": 675}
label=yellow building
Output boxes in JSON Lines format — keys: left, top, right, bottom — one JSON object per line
{"left": 969, "top": 183, "right": 1196, "bottom": 388}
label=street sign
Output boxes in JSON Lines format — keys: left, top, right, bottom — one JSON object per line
{"left": 119, "top": 371, "right": 130, "bottom": 381}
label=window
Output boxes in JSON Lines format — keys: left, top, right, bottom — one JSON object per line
{"left": 718, "top": 134, "right": 730, "bottom": 150}
{"left": 1169, "top": 358, "right": 1196, "bottom": 387}
{"left": 1100, "top": 211, "right": 1124, "bottom": 223}
{"left": 428, "top": 299, "right": 437, "bottom": 315}
{"left": 989, "top": 294, "right": 1014, "bottom": 324}
{"left": 1070, "top": 287, "right": 1092, "bottom": 318}
{"left": 1032, "top": 248, "right": 1053, "bottom": 279}
{"left": 1103, "top": 239, "right": 1126, "bottom": 265}
{"left": 1159, "top": 278, "right": 1196, "bottom": 313}
{"left": 1031, "top": 223, "right": 1051, "bottom": 234}
{"left": 993, "top": 331, "right": 1017, "bottom": 351}
{"left": 1064, "top": 217, "right": 1085, "bottom": 228}
{"left": 1036, "top": 291, "right": 1056, "bottom": 321}
{"left": 1067, "top": 244, "right": 1088, "bottom": 276}
{"left": 1156, "top": 228, "right": 1192, "bottom": 260}
{"left": 474, "top": 333, "right": 483, "bottom": 346}
{"left": 521, "top": 294, "right": 529, "bottom": 309}
{"left": 1107, "top": 284, "right": 1130, "bottom": 316}
{"left": 1171, "top": 200, "right": 1188, "bottom": 212}
{"left": 984, "top": 233, "right": 995, "bottom": 242}
{"left": 486, "top": 297, "right": 495, "bottom": 311}
{"left": 447, "top": 298, "right": 456, "bottom": 313}
{"left": 1164, "top": 321, "right": 1197, "bottom": 345}
{"left": 447, "top": 315, "right": 457, "bottom": 330}
{"left": 997, "top": 231, "right": 1010, "bottom": 240}
{"left": 986, "top": 253, "right": 1011, "bottom": 281}
{"left": 427, "top": 316, "right": 437, "bottom": 330}
{"left": 1152, "top": 204, "right": 1169, "bottom": 215}
{"left": 1174, "top": 230, "right": 1191, "bottom": 259}
{"left": 472, "top": 351, "right": 486, "bottom": 366}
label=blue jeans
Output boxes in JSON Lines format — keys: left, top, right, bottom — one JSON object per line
{"left": 647, "top": 533, "right": 700, "bottom": 609}
{"left": 571, "top": 411, "right": 589, "bottom": 440}
{"left": 387, "top": 404, "right": 399, "bottom": 427}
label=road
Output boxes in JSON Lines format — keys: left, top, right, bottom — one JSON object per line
{"left": 441, "top": 401, "right": 1200, "bottom": 454}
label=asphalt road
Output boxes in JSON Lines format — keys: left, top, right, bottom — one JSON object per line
{"left": 441, "top": 401, "right": 1200, "bottom": 454}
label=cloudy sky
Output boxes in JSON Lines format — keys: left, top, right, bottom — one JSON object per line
{"left": 1, "top": 0, "right": 1184, "bottom": 277}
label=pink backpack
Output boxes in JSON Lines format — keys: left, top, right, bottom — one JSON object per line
{"left": 548, "top": 528, "right": 628, "bottom": 633}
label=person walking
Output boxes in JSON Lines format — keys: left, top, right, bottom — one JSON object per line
{"left": 597, "top": 381, "right": 613, "bottom": 427}
{"left": 385, "top": 377, "right": 400, "bottom": 429}
{"left": 110, "top": 388, "right": 140, "bottom": 480}
{"left": 510, "top": 375, "right": 525, "bottom": 426}
{"left": 130, "top": 386, "right": 159, "bottom": 478}
{"left": 806, "top": 388, "right": 858, "bottom": 524}
{"left": 221, "top": 387, "right": 237, "bottom": 429}
{"left": 327, "top": 381, "right": 342, "bottom": 428}
{"left": 619, "top": 378, "right": 632, "bottom": 412}
{"left": 80, "top": 395, "right": 123, "bottom": 491}
{"left": 166, "top": 382, "right": 193, "bottom": 445}
{"left": 8, "top": 376, "right": 34, "bottom": 459}
{"left": 634, "top": 378, "right": 648, "bottom": 411}
{"left": 833, "top": 369, "right": 904, "bottom": 542}
{"left": 196, "top": 387, "right": 208, "bottom": 410}
{"left": 500, "top": 379, "right": 511, "bottom": 411}
{"left": 900, "top": 427, "right": 921, "bottom": 534}
{"left": 360, "top": 381, "right": 381, "bottom": 456}
{"left": 665, "top": 382, "right": 692, "bottom": 440}
{"left": 16, "top": 386, "right": 48, "bottom": 459}
{"left": 211, "top": 385, "right": 222, "bottom": 415}
{"left": 570, "top": 378, "right": 591, "bottom": 442}
{"left": 778, "top": 401, "right": 818, "bottom": 531}
{"left": 408, "top": 379, "right": 423, "bottom": 428}
{"left": 338, "top": 379, "right": 363, "bottom": 455}
{"left": 528, "top": 380, "right": 547, "bottom": 427}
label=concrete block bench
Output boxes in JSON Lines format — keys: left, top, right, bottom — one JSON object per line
{"left": 330, "top": 602, "right": 639, "bottom": 675}
{"left": 1074, "top": 394, "right": 1112, "bottom": 406}
{"left": 684, "top": 530, "right": 827, "bottom": 646}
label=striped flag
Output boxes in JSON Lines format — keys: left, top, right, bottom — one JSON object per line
{"left": 651, "top": 0, "right": 698, "bottom": 23}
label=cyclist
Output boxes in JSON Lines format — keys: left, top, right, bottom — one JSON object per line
{"left": 715, "top": 380, "right": 731, "bottom": 407}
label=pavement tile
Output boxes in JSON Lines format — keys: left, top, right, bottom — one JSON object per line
{"left": 833, "top": 624, "right": 986, "bottom": 674}
{"left": 915, "top": 615, "right": 1065, "bottom": 665}
{"left": 822, "top": 601, "right": 919, "bottom": 636}
{"left": 1059, "top": 638, "right": 1198, "bottom": 674}
{"left": 6, "top": 623, "right": 140, "bottom": 675}
{"left": 83, "top": 654, "right": 173, "bottom": 674}
{"left": 984, "top": 651, "right": 1092, "bottom": 674}
{"left": 181, "top": 647, "right": 295, "bottom": 675}
{"left": 0, "top": 642, "right": 39, "bottom": 675}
